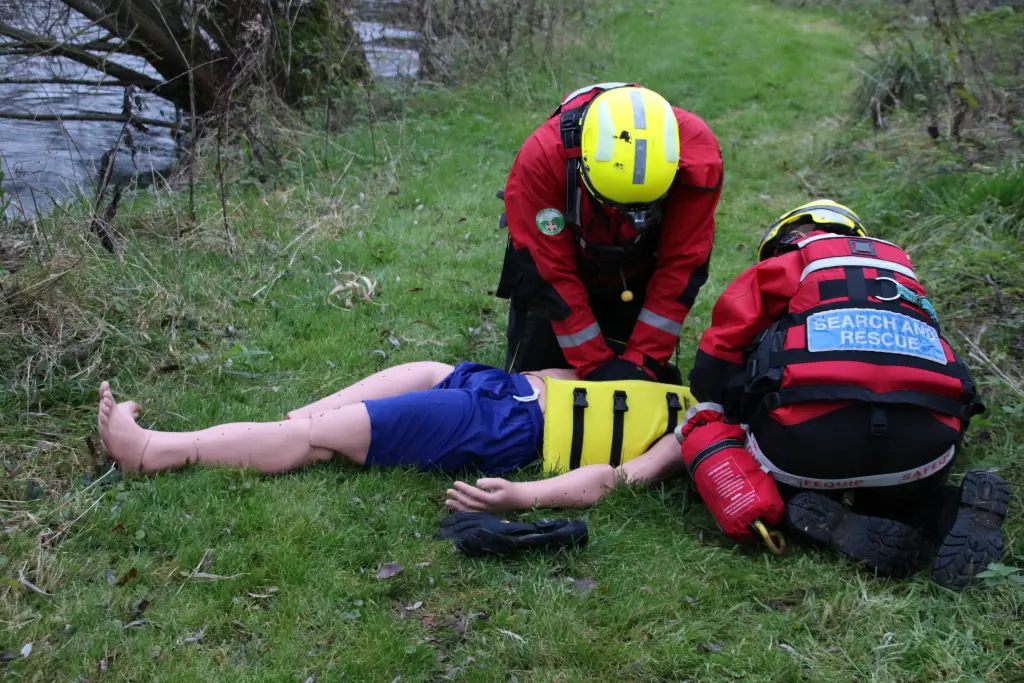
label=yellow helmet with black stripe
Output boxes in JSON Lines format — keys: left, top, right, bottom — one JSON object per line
{"left": 757, "top": 199, "right": 867, "bottom": 261}
{"left": 579, "top": 86, "right": 679, "bottom": 225}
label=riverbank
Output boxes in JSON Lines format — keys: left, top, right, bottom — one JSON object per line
{"left": 2, "top": 0, "right": 1021, "bottom": 680}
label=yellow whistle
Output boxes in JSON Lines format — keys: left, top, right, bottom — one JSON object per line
{"left": 620, "top": 290, "right": 634, "bottom": 303}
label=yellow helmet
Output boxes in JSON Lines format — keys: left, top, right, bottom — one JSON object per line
{"left": 579, "top": 86, "right": 680, "bottom": 225}
{"left": 757, "top": 199, "right": 867, "bottom": 261}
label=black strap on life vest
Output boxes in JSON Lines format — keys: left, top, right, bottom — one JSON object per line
{"left": 609, "top": 390, "right": 629, "bottom": 468}
{"left": 818, "top": 277, "right": 899, "bottom": 302}
{"left": 569, "top": 387, "right": 588, "bottom": 470}
{"left": 666, "top": 392, "right": 682, "bottom": 435}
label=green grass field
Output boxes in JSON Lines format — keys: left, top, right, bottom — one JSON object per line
{"left": 2, "top": 0, "right": 1022, "bottom": 680}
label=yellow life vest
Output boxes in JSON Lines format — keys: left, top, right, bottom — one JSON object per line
{"left": 541, "top": 378, "right": 696, "bottom": 473}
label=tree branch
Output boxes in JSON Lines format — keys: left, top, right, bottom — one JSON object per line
{"left": 0, "top": 110, "right": 186, "bottom": 130}
{"left": 0, "top": 77, "right": 127, "bottom": 86}
{"left": 0, "top": 20, "right": 165, "bottom": 92}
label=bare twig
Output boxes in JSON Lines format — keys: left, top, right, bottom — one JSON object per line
{"left": 957, "top": 330, "right": 1024, "bottom": 398}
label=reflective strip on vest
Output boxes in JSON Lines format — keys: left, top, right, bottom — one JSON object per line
{"left": 555, "top": 322, "right": 602, "bottom": 349}
{"left": 561, "top": 82, "right": 630, "bottom": 106}
{"left": 797, "top": 233, "right": 898, "bottom": 249}
{"left": 542, "top": 377, "right": 696, "bottom": 473}
{"left": 800, "top": 256, "right": 917, "bottom": 283}
{"left": 638, "top": 308, "right": 682, "bottom": 336}
{"left": 746, "top": 432, "right": 955, "bottom": 490}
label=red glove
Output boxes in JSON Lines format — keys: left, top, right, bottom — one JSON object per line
{"left": 677, "top": 404, "right": 784, "bottom": 544}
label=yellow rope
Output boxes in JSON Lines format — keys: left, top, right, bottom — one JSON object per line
{"left": 752, "top": 520, "right": 786, "bottom": 555}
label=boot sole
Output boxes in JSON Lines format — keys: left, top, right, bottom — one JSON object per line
{"left": 931, "top": 471, "right": 1010, "bottom": 590}
{"left": 787, "top": 492, "right": 929, "bottom": 579}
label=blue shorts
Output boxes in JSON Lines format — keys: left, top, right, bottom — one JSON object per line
{"left": 363, "top": 362, "right": 544, "bottom": 475}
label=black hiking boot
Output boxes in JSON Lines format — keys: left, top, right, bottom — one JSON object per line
{"left": 786, "top": 492, "right": 930, "bottom": 578}
{"left": 931, "top": 470, "right": 1010, "bottom": 590}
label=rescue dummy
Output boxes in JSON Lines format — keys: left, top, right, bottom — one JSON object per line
{"left": 96, "top": 361, "right": 697, "bottom": 515}
{"left": 685, "top": 200, "right": 1010, "bottom": 589}
{"left": 496, "top": 83, "right": 723, "bottom": 383}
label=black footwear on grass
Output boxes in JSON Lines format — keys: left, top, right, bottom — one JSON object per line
{"left": 786, "top": 492, "right": 930, "bottom": 578}
{"left": 931, "top": 470, "right": 1010, "bottom": 590}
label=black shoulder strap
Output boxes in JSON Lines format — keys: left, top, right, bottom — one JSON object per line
{"left": 559, "top": 107, "right": 585, "bottom": 226}
{"left": 665, "top": 392, "right": 682, "bottom": 435}
{"left": 569, "top": 388, "right": 588, "bottom": 470}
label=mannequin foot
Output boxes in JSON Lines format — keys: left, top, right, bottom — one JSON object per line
{"left": 97, "top": 382, "right": 152, "bottom": 473}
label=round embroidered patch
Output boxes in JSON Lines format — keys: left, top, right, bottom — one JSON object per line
{"left": 535, "top": 208, "right": 565, "bottom": 236}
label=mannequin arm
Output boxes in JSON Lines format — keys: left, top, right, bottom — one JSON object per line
{"left": 445, "top": 435, "right": 686, "bottom": 512}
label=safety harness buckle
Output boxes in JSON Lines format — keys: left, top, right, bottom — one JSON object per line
{"left": 573, "top": 387, "right": 589, "bottom": 408}
{"left": 613, "top": 390, "right": 629, "bottom": 413}
{"left": 763, "top": 392, "right": 782, "bottom": 411}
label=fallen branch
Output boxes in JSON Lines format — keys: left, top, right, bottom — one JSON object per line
{"left": 0, "top": 78, "right": 129, "bottom": 87}
{"left": 0, "top": 111, "right": 186, "bottom": 131}
{"left": 957, "top": 330, "right": 1024, "bottom": 398}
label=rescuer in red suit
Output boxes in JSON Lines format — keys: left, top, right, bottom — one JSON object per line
{"left": 682, "top": 200, "right": 1009, "bottom": 589}
{"left": 496, "top": 83, "right": 722, "bottom": 383}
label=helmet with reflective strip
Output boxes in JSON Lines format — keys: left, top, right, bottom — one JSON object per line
{"left": 579, "top": 86, "right": 680, "bottom": 217}
{"left": 757, "top": 199, "right": 868, "bottom": 262}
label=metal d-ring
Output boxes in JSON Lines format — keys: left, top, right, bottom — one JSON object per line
{"left": 874, "top": 276, "right": 901, "bottom": 301}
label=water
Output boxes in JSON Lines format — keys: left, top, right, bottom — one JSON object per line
{"left": 0, "top": 2, "right": 419, "bottom": 219}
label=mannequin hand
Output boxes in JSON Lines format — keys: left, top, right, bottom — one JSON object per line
{"left": 446, "top": 478, "right": 527, "bottom": 512}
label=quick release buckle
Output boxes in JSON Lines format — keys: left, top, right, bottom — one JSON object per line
{"left": 613, "top": 390, "right": 629, "bottom": 413}
{"left": 573, "top": 387, "right": 589, "bottom": 409}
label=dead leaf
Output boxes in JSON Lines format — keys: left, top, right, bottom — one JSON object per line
{"left": 199, "top": 550, "right": 213, "bottom": 571}
{"left": 376, "top": 563, "right": 404, "bottom": 579}
{"left": 698, "top": 643, "right": 723, "bottom": 653}
{"left": 638, "top": 586, "right": 654, "bottom": 593}
{"left": 123, "top": 619, "right": 149, "bottom": 629}
{"left": 131, "top": 599, "right": 150, "bottom": 618}
{"left": 495, "top": 628, "right": 525, "bottom": 644}
{"left": 106, "top": 570, "right": 116, "bottom": 585}
{"left": 116, "top": 568, "right": 138, "bottom": 586}
{"left": 779, "top": 643, "right": 798, "bottom": 656}
{"left": 178, "top": 624, "right": 207, "bottom": 645}
{"left": 684, "top": 595, "right": 697, "bottom": 604}
{"left": 405, "top": 601, "right": 423, "bottom": 611}
{"left": 825, "top": 646, "right": 842, "bottom": 653}
{"left": 302, "top": 674, "right": 319, "bottom": 683}
{"left": 247, "top": 587, "right": 279, "bottom": 599}
{"left": 111, "top": 524, "right": 125, "bottom": 534}
{"left": 421, "top": 615, "right": 436, "bottom": 628}
{"left": 19, "top": 643, "right": 32, "bottom": 658}
{"left": 571, "top": 578, "right": 598, "bottom": 593}
{"left": 98, "top": 657, "right": 108, "bottom": 674}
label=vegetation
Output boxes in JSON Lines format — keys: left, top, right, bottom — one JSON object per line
{"left": 1, "top": 0, "right": 1021, "bottom": 680}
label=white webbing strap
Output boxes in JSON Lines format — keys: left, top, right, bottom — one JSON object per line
{"left": 745, "top": 432, "right": 955, "bottom": 490}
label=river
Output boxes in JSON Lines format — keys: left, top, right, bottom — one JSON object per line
{"left": 0, "top": 1, "right": 419, "bottom": 219}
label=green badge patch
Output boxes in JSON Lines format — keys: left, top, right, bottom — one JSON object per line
{"left": 535, "top": 208, "right": 565, "bottom": 236}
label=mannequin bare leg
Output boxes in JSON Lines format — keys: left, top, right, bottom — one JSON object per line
{"left": 98, "top": 382, "right": 368, "bottom": 474}
{"left": 287, "top": 361, "right": 453, "bottom": 419}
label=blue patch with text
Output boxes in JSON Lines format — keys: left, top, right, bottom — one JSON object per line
{"left": 806, "top": 308, "right": 947, "bottom": 365}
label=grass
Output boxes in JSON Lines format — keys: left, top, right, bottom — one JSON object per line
{"left": 2, "top": 0, "right": 1022, "bottom": 680}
